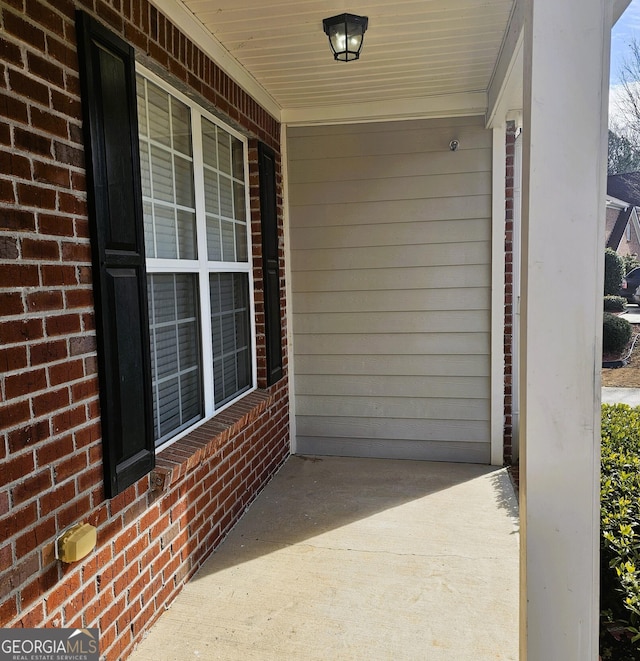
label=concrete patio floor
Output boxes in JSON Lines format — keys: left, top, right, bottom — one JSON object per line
{"left": 129, "top": 456, "right": 519, "bottom": 661}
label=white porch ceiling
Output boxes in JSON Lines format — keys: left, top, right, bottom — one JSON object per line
{"left": 156, "top": 0, "right": 518, "bottom": 124}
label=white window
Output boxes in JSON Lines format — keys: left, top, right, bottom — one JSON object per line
{"left": 136, "top": 68, "right": 255, "bottom": 448}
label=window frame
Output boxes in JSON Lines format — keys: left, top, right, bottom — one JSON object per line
{"left": 136, "top": 64, "right": 258, "bottom": 452}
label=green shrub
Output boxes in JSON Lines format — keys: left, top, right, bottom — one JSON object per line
{"left": 623, "top": 254, "right": 640, "bottom": 275}
{"left": 606, "top": 248, "right": 625, "bottom": 296}
{"left": 605, "top": 296, "right": 628, "bottom": 313}
{"left": 603, "top": 312, "right": 632, "bottom": 355}
{"left": 601, "top": 404, "right": 640, "bottom": 660}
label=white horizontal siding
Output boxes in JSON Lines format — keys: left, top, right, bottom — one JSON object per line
{"left": 288, "top": 117, "right": 492, "bottom": 462}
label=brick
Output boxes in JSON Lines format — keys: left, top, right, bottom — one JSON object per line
{"left": 0, "top": 345, "right": 27, "bottom": 373}
{"left": 52, "top": 404, "right": 87, "bottom": 435}
{"left": 0, "top": 179, "right": 14, "bottom": 202}
{"left": 26, "top": 291, "right": 64, "bottom": 313}
{"left": 65, "top": 288, "right": 93, "bottom": 309}
{"left": 46, "top": 35, "right": 76, "bottom": 69}
{"left": 0, "top": 596, "right": 18, "bottom": 628}
{"left": 0, "top": 90, "right": 29, "bottom": 124}
{"left": 31, "top": 107, "right": 68, "bottom": 139}
{"left": 75, "top": 421, "right": 101, "bottom": 450}
{"left": 41, "top": 265, "right": 77, "bottom": 286}
{"left": 0, "top": 399, "right": 31, "bottom": 428}
{"left": 61, "top": 241, "right": 91, "bottom": 262}
{"left": 71, "top": 377, "right": 98, "bottom": 402}
{"left": 78, "top": 465, "right": 102, "bottom": 492}
{"left": 3, "top": 12, "right": 46, "bottom": 52}
{"left": 69, "top": 335, "right": 96, "bottom": 356}
{"left": 36, "top": 432, "right": 73, "bottom": 466}
{"left": 7, "top": 420, "right": 49, "bottom": 453}
{"left": 0, "top": 236, "right": 19, "bottom": 258}
{"left": 0, "top": 37, "right": 23, "bottom": 68}
{"left": 0, "top": 291, "right": 24, "bottom": 315}
{"left": 5, "top": 367, "right": 47, "bottom": 399}
{"left": 33, "top": 160, "right": 71, "bottom": 188}
{"left": 56, "top": 495, "right": 91, "bottom": 530}
{"left": 0, "top": 151, "right": 31, "bottom": 180}
{"left": 58, "top": 192, "right": 87, "bottom": 217}
{"left": 17, "top": 183, "right": 57, "bottom": 210}
{"left": 44, "top": 571, "right": 81, "bottom": 617}
{"left": 48, "top": 359, "right": 84, "bottom": 387}
{"left": 38, "top": 213, "right": 74, "bottom": 237}
{"left": 8, "top": 69, "right": 50, "bottom": 107}
{"left": 21, "top": 236, "right": 60, "bottom": 259}
{"left": 30, "top": 339, "right": 67, "bottom": 365}
{"left": 0, "top": 544, "right": 12, "bottom": 575}
{"left": 12, "top": 469, "right": 52, "bottom": 506}
{"left": 14, "top": 128, "right": 52, "bottom": 158}
{"left": 54, "top": 141, "right": 83, "bottom": 168}
{"left": 2, "top": 263, "right": 40, "bottom": 287}
{"left": 45, "top": 313, "right": 81, "bottom": 337}
{"left": 0, "top": 502, "right": 37, "bottom": 540}
{"left": 1, "top": 451, "right": 36, "bottom": 492}
{"left": 18, "top": 601, "right": 45, "bottom": 629}
{"left": 39, "top": 480, "right": 75, "bottom": 518}
{"left": 32, "top": 386, "right": 70, "bottom": 417}
{"left": 0, "top": 209, "right": 37, "bottom": 231}
{"left": 26, "top": 51, "right": 64, "bottom": 88}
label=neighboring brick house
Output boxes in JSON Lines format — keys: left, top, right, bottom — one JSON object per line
{"left": 607, "top": 172, "right": 640, "bottom": 258}
{"left": 0, "top": 2, "right": 289, "bottom": 657}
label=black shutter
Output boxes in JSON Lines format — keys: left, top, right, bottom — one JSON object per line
{"left": 76, "top": 12, "right": 154, "bottom": 497}
{"left": 258, "top": 143, "right": 284, "bottom": 385}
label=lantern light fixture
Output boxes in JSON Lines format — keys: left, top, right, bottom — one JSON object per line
{"left": 322, "top": 13, "right": 369, "bottom": 62}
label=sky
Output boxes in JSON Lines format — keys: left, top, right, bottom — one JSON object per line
{"left": 611, "top": 0, "right": 640, "bottom": 84}
{"left": 610, "top": 0, "right": 640, "bottom": 126}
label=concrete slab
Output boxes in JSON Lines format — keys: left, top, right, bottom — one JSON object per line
{"left": 129, "top": 457, "right": 519, "bottom": 661}
{"left": 602, "top": 387, "right": 640, "bottom": 406}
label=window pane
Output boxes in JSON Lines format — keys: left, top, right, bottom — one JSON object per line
{"left": 136, "top": 75, "right": 147, "bottom": 137}
{"left": 201, "top": 118, "right": 218, "bottom": 169}
{"left": 221, "top": 220, "right": 235, "bottom": 262}
{"left": 217, "top": 130, "right": 231, "bottom": 175}
{"left": 176, "top": 210, "right": 196, "bottom": 260}
{"left": 171, "top": 97, "right": 192, "bottom": 156}
{"left": 231, "top": 136, "right": 244, "bottom": 181}
{"left": 147, "top": 83, "right": 171, "bottom": 147}
{"left": 203, "top": 168, "right": 219, "bottom": 215}
{"left": 206, "top": 215, "right": 222, "bottom": 261}
{"left": 235, "top": 223, "right": 247, "bottom": 262}
{"left": 148, "top": 274, "right": 203, "bottom": 444}
{"left": 233, "top": 182, "right": 246, "bottom": 222}
{"left": 153, "top": 204, "right": 178, "bottom": 259}
{"left": 219, "top": 176, "right": 233, "bottom": 218}
{"left": 143, "top": 202, "right": 154, "bottom": 258}
{"left": 139, "top": 78, "right": 196, "bottom": 263}
{"left": 139, "top": 142, "right": 151, "bottom": 197}
{"left": 174, "top": 155, "right": 194, "bottom": 208}
{"left": 210, "top": 273, "right": 251, "bottom": 406}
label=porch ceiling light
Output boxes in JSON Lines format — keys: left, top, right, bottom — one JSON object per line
{"left": 322, "top": 13, "right": 369, "bottom": 62}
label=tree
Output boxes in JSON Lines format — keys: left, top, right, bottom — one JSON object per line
{"left": 608, "top": 129, "right": 640, "bottom": 174}
{"left": 605, "top": 247, "right": 625, "bottom": 296}
{"left": 613, "top": 37, "right": 640, "bottom": 145}
{"left": 622, "top": 253, "right": 640, "bottom": 275}
{"left": 610, "top": 38, "right": 640, "bottom": 173}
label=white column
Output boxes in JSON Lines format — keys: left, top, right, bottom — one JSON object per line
{"left": 520, "top": 0, "right": 610, "bottom": 659}
{"left": 491, "top": 124, "right": 506, "bottom": 467}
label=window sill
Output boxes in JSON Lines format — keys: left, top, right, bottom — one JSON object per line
{"left": 150, "top": 389, "right": 273, "bottom": 492}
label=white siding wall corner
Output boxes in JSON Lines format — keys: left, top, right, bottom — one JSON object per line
{"left": 287, "top": 117, "right": 492, "bottom": 463}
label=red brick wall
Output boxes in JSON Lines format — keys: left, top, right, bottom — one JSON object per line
{"left": 503, "top": 121, "right": 516, "bottom": 466}
{"left": 0, "top": 1, "right": 290, "bottom": 658}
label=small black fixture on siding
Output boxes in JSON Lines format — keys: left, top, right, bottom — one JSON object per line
{"left": 322, "top": 13, "right": 369, "bottom": 61}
